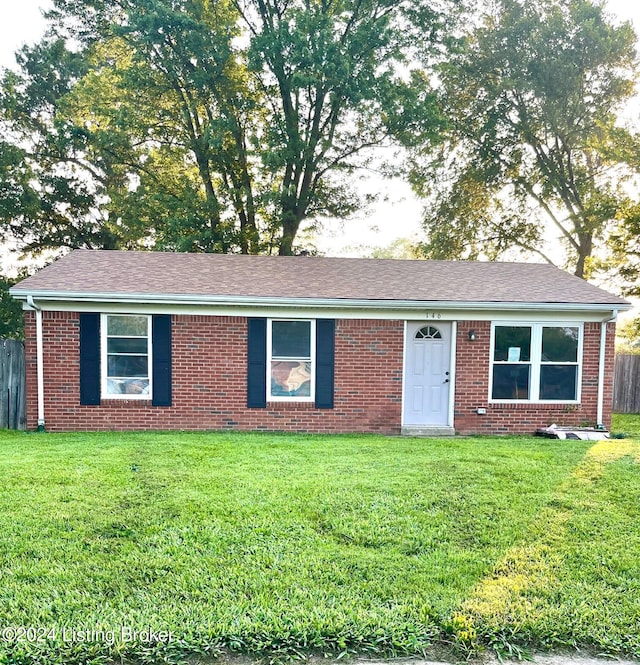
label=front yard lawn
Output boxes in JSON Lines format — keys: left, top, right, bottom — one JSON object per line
{"left": 0, "top": 415, "right": 639, "bottom": 664}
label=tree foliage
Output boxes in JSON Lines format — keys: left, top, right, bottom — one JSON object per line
{"left": 609, "top": 195, "right": 640, "bottom": 294}
{"left": 0, "top": 39, "right": 140, "bottom": 255}
{"left": 411, "top": 0, "right": 640, "bottom": 278}
{"left": 616, "top": 313, "right": 640, "bottom": 352}
{"left": 0, "top": 274, "right": 27, "bottom": 339}
{"left": 0, "top": 0, "right": 450, "bottom": 257}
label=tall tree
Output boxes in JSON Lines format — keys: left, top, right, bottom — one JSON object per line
{"left": 234, "top": 0, "right": 445, "bottom": 254}
{"left": 0, "top": 0, "right": 449, "bottom": 258}
{"left": 0, "top": 38, "right": 147, "bottom": 254}
{"left": 411, "top": 0, "right": 639, "bottom": 278}
{"left": 62, "top": 2, "right": 261, "bottom": 254}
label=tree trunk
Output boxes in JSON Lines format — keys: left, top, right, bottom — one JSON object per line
{"left": 278, "top": 209, "right": 300, "bottom": 256}
{"left": 574, "top": 233, "right": 593, "bottom": 279}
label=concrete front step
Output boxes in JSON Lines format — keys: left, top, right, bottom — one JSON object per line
{"left": 401, "top": 426, "right": 455, "bottom": 437}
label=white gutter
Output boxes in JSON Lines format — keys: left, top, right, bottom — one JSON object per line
{"left": 10, "top": 289, "right": 633, "bottom": 313}
{"left": 597, "top": 309, "right": 618, "bottom": 429}
{"left": 26, "top": 296, "right": 45, "bottom": 432}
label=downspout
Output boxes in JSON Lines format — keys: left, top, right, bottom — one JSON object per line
{"left": 596, "top": 309, "right": 618, "bottom": 429}
{"left": 26, "top": 296, "right": 45, "bottom": 432}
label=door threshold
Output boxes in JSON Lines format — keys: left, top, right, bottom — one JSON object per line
{"left": 401, "top": 426, "right": 455, "bottom": 437}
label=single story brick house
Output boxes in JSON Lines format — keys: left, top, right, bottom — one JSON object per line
{"left": 10, "top": 249, "right": 630, "bottom": 435}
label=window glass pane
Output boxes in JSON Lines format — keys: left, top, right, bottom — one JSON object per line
{"left": 542, "top": 327, "right": 578, "bottom": 362}
{"left": 107, "top": 338, "right": 148, "bottom": 354}
{"left": 107, "top": 315, "right": 148, "bottom": 336}
{"left": 108, "top": 355, "right": 149, "bottom": 378}
{"left": 106, "top": 378, "right": 150, "bottom": 395}
{"left": 416, "top": 326, "right": 442, "bottom": 339}
{"left": 270, "top": 361, "right": 311, "bottom": 396}
{"left": 494, "top": 326, "right": 531, "bottom": 362}
{"left": 492, "top": 364, "right": 530, "bottom": 399}
{"left": 272, "top": 321, "right": 311, "bottom": 358}
{"left": 540, "top": 365, "right": 577, "bottom": 400}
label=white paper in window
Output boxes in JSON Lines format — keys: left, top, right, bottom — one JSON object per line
{"left": 508, "top": 347, "right": 521, "bottom": 362}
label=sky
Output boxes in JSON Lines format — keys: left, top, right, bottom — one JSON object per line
{"left": 1, "top": 0, "right": 640, "bottom": 261}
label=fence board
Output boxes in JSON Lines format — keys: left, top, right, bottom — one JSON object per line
{"left": 0, "top": 339, "right": 26, "bottom": 429}
{"left": 613, "top": 354, "right": 640, "bottom": 414}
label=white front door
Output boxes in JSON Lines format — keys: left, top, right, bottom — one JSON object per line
{"left": 403, "top": 322, "right": 452, "bottom": 427}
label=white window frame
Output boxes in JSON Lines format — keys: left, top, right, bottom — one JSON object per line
{"left": 101, "top": 314, "right": 153, "bottom": 400}
{"left": 267, "top": 319, "right": 315, "bottom": 402}
{"left": 489, "top": 322, "right": 583, "bottom": 403}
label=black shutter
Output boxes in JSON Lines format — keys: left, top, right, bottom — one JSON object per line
{"left": 152, "top": 314, "right": 172, "bottom": 406}
{"left": 247, "top": 318, "right": 267, "bottom": 408}
{"left": 315, "top": 319, "right": 335, "bottom": 409}
{"left": 79, "top": 313, "right": 100, "bottom": 405}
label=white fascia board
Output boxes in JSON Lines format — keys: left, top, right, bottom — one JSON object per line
{"left": 13, "top": 289, "right": 629, "bottom": 321}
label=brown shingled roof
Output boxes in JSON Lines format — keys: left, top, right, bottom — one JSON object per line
{"left": 11, "top": 249, "right": 629, "bottom": 307}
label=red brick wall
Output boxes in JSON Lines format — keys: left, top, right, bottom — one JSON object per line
{"left": 24, "top": 312, "right": 404, "bottom": 433}
{"left": 453, "top": 320, "right": 615, "bottom": 435}
{"left": 24, "top": 312, "right": 615, "bottom": 434}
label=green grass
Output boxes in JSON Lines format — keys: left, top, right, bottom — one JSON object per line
{"left": 0, "top": 416, "right": 638, "bottom": 664}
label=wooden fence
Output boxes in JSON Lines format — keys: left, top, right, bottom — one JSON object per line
{"left": 0, "top": 338, "right": 26, "bottom": 429}
{"left": 613, "top": 354, "right": 640, "bottom": 414}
